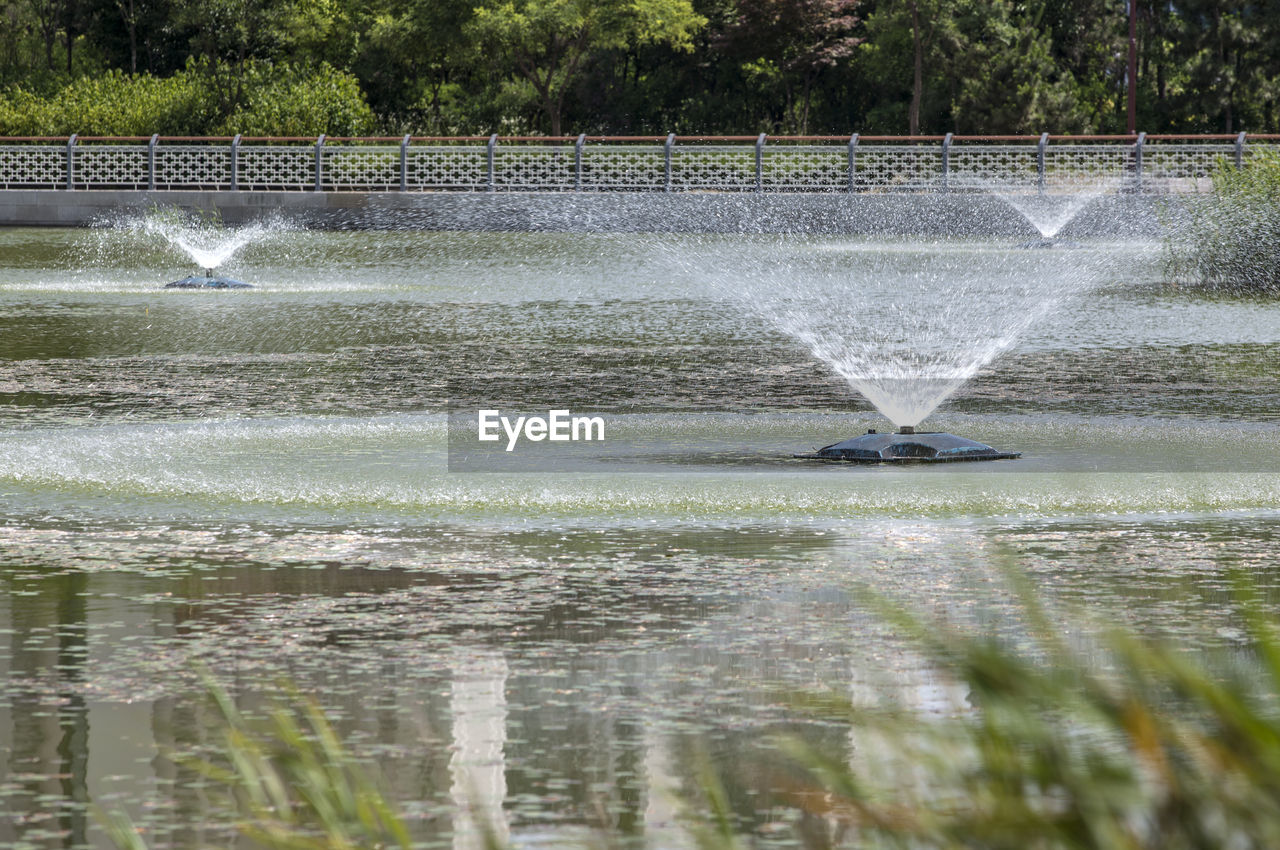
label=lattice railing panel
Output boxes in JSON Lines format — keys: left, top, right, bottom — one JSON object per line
{"left": 406, "top": 146, "right": 487, "bottom": 190}
{"left": 672, "top": 147, "right": 755, "bottom": 190}
{"left": 949, "top": 145, "right": 1038, "bottom": 189}
{"left": 74, "top": 146, "right": 148, "bottom": 188}
{"left": 1243, "top": 144, "right": 1280, "bottom": 165}
{"left": 1044, "top": 144, "right": 1135, "bottom": 184}
{"left": 496, "top": 146, "right": 574, "bottom": 190}
{"left": 237, "top": 145, "right": 313, "bottom": 190}
{"left": 0, "top": 146, "right": 63, "bottom": 188}
{"left": 853, "top": 146, "right": 942, "bottom": 190}
{"left": 763, "top": 146, "right": 848, "bottom": 190}
{"left": 1144, "top": 144, "right": 1230, "bottom": 179}
{"left": 323, "top": 146, "right": 400, "bottom": 190}
{"left": 156, "top": 146, "right": 229, "bottom": 188}
{"left": 581, "top": 146, "right": 666, "bottom": 190}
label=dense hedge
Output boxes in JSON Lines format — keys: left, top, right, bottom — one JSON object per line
{"left": 0, "top": 61, "right": 375, "bottom": 137}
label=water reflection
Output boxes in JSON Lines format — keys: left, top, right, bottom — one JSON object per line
{"left": 3, "top": 573, "right": 89, "bottom": 849}
{"left": 451, "top": 648, "right": 509, "bottom": 850}
{"left": 2, "top": 513, "right": 1276, "bottom": 848}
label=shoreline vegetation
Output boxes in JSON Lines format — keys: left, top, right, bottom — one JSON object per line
{"left": 102, "top": 576, "right": 1280, "bottom": 850}
{"left": 2, "top": 1, "right": 1279, "bottom": 139}
{"left": 1166, "top": 150, "right": 1280, "bottom": 293}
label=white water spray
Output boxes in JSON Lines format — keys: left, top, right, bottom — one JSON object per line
{"left": 700, "top": 238, "right": 1108, "bottom": 429}
{"left": 993, "top": 179, "right": 1117, "bottom": 239}
{"left": 138, "top": 214, "right": 286, "bottom": 272}
{"left": 997, "top": 192, "right": 1100, "bottom": 239}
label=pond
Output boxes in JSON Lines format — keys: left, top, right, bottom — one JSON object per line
{"left": 1, "top": 225, "right": 1279, "bottom": 849}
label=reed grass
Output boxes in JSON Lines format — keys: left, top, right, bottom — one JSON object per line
{"left": 102, "top": 676, "right": 412, "bottom": 850}
{"left": 737, "top": 572, "right": 1280, "bottom": 849}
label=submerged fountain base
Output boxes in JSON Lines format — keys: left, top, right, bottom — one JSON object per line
{"left": 164, "top": 275, "right": 252, "bottom": 289}
{"left": 1015, "top": 237, "right": 1083, "bottom": 250}
{"left": 796, "top": 429, "right": 1020, "bottom": 463}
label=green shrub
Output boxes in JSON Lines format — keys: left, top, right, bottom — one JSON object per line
{"left": 217, "top": 62, "right": 376, "bottom": 137}
{"left": 0, "top": 62, "right": 374, "bottom": 137}
{"left": 0, "top": 70, "right": 213, "bottom": 135}
{"left": 1166, "top": 148, "right": 1280, "bottom": 292}
{"left": 102, "top": 678, "right": 413, "bottom": 850}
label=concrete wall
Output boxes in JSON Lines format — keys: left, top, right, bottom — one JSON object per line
{"left": 0, "top": 188, "right": 1194, "bottom": 237}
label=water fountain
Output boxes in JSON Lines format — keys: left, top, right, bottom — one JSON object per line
{"left": 996, "top": 181, "right": 1113, "bottom": 249}
{"left": 165, "top": 271, "right": 253, "bottom": 289}
{"left": 696, "top": 219, "right": 1109, "bottom": 463}
{"left": 131, "top": 210, "right": 286, "bottom": 288}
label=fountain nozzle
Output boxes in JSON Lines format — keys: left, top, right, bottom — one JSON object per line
{"left": 898, "top": 426, "right": 915, "bottom": 435}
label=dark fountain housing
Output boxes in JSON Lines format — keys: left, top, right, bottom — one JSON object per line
{"left": 165, "top": 270, "right": 252, "bottom": 289}
{"left": 796, "top": 428, "right": 1021, "bottom": 464}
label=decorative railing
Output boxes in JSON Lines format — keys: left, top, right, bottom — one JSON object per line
{"left": 0, "top": 133, "right": 1276, "bottom": 193}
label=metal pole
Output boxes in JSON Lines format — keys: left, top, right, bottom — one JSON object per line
{"left": 1134, "top": 130, "right": 1145, "bottom": 190}
{"left": 1037, "top": 132, "right": 1049, "bottom": 193}
{"left": 941, "top": 132, "right": 953, "bottom": 190}
{"left": 1127, "top": 0, "right": 1138, "bottom": 135}
{"left": 65, "top": 134, "right": 77, "bottom": 190}
{"left": 148, "top": 133, "right": 158, "bottom": 191}
{"left": 400, "top": 133, "right": 411, "bottom": 191}
{"left": 487, "top": 133, "right": 497, "bottom": 192}
{"left": 755, "top": 132, "right": 766, "bottom": 192}
{"left": 574, "top": 133, "right": 586, "bottom": 191}
{"left": 664, "top": 133, "right": 675, "bottom": 192}
{"left": 314, "top": 134, "right": 325, "bottom": 191}
{"left": 231, "top": 134, "right": 241, "bottom": 191}
{"left": 1235, "top": 130, "right": 1247, "bottom": 169}
{"left": 847, "top": 133, "right": 859, "bottom": 192}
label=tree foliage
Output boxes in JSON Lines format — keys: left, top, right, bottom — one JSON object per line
{"left": 720, "top": 0, "right": 861, "bottom": 133}
{"left": 1, "top": 0, "right": 1280, "bottom": 135}
{"left": 468, "top": 0, "right": 705, "bottom": 135}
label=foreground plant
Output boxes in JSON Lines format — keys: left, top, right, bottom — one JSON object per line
{"left": 760, "top": 576, "right": 1280, "bottom": 849}
{"left": 1166, "top": 148, "right": 1280, "bottom": 292}
{"left": 103, "top": 678, "right": 411, "bottom": 850}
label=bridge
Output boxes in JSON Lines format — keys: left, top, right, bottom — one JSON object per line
{"left": 2, "top": 133, "right": 1276, "bottom": 194}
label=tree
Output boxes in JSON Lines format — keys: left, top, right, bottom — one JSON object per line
{"left": 944, "top": 1, "right": 1079, "bottom": 133}
{"left": 721, "top": 0, "right": 861, "bottom": 133}
{"left": 170, "top": 0, "right": 360, "bottom": 124}
{"left": 26, "top": 0, "right": 64, "bottom": 70}
{"left": 357, "top": 0, "right": 478, "bottom": 131}
{"left": 1159, "top": 0, "right": 1277, "bottom": 133}
{"left": 1041, "top": 0, "right": 1125, "bottom": 132}
{"left": 468, "top": 0, "right": 706, "bottom": 136}
{"left": 858, "top": 0, "right": 950, "bottom": 134}
{"left": 859, "top": 0, "right": 1081, "bottom": 135}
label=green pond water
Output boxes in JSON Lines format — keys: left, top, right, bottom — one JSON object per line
{"left": 1, "top": 225, "right": 1279, "bottom": 849}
